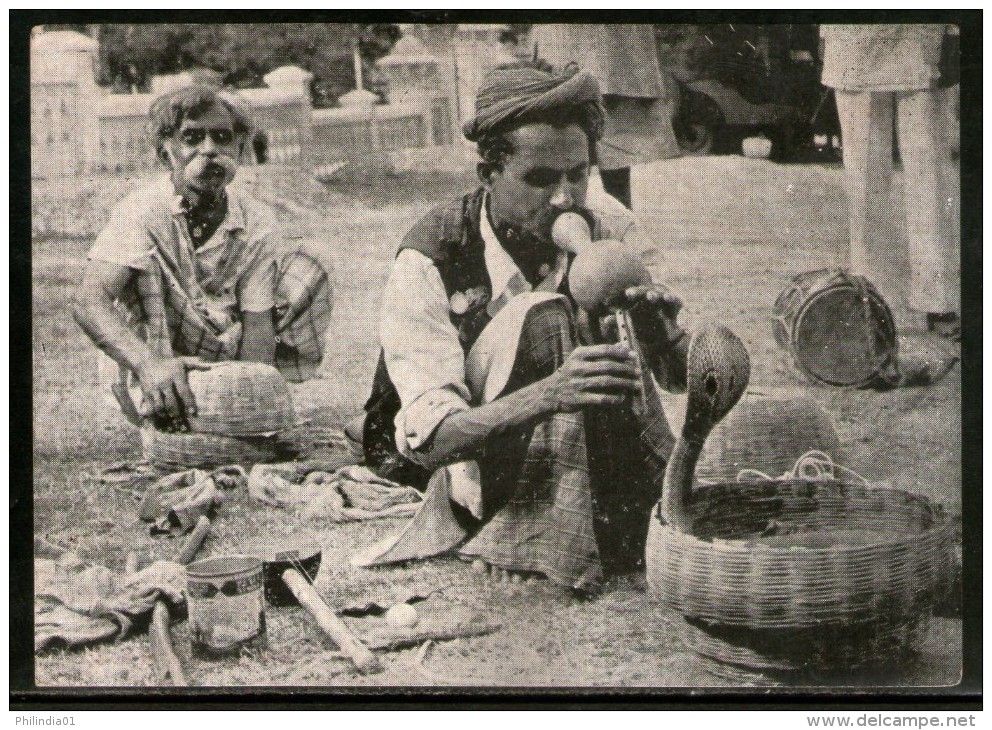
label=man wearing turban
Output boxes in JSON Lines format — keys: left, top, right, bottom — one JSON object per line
{"left": 357, "top": 63, "right": 689, "bottom": 594}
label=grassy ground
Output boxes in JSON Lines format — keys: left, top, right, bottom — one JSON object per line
{"left": 32, "top": 158, "right": 961, "bottom": 689}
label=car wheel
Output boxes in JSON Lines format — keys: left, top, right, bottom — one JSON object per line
{"left": 675, "top": 120, "right": 715, "bottom": 154}
{"left": 673, "top": 84, "right": 723, "bottom": 155}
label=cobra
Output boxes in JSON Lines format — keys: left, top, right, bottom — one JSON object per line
{"left": 657, "top": 325, "right": 751, "bottom": 532}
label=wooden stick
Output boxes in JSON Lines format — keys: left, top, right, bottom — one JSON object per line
{"left": 150, "top": 601, "right": 188, "bottom": 686}
{"left": 149, "top": 516, "right": 212, "bottom": 687}
{"left": 281, "top": 568, "right": 383, "bottom": 674}
{"left": 176, "top": 516, "right": 212, "bottom": 566}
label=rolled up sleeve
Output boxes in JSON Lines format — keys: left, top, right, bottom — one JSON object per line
{"left": 237, "top": 235, "right": 278, "bottom": 313}
{"left": 381, "top": 249, "right": 471, "bottom": 462}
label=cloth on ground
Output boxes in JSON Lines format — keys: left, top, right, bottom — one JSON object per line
{"left": 861, "top": 333, "right": 959, "bottom": 390}
{"left": 35, "top": 556, "right": 186, "bottom": 653}
{"left": 247, "top": 463, "right": 421, "bottom": 521}
{"left": 96, "top": 461, "right": 162, "bottom": 487}
{"left": 139, "top": 466, "right": 246, "bottom": 535}
{"left": 343, "top": 595, "right": 502, "bottom": 651}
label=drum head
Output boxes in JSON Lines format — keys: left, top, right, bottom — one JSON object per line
{"left": 793, "top": 287, "right": 895, "bottom": 387}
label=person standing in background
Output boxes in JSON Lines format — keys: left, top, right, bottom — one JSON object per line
{"left": 821, "top": 24, "right": 960, "bottom": 340}
{"left": 531, "top": 24, "right": 680, "bottom": 210}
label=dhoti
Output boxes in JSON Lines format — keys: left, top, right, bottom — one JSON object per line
{"left": 356, "top": 293, "right": 673, "bottom": 590}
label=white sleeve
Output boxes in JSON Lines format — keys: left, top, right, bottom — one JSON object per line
{"left": 380, "top": 249, "right": 471, "bottom": 461}
{"left": 88, "top": 192, "right": 156, "bottom": 270}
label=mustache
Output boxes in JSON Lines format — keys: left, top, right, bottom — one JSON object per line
{"left": 186, "top": 154, "right": 236, "bottom": 176}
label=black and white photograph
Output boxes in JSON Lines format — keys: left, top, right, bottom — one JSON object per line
{"left": 14, "top": 11, "right": 978, "bottom": 702}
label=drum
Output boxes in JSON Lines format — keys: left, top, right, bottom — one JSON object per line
{"left": 772, "top": 269, "right": 897, "bottom": 388}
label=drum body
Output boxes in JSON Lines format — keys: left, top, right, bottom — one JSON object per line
{"left": 773, "top": 269, "right": 897, "bottom": 388}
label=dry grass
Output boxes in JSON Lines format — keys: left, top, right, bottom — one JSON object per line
{"left": 32, "top": 158, "right": 961, "bottom": 689}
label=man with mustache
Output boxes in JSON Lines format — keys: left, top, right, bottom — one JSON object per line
{"left": 74, "top": 86, "right": 331, "bottom": 426}
{"left": 358, "top": 63, "right": 688, "bottom": 593}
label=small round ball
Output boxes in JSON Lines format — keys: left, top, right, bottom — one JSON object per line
{"left": 385, "top": 602, "right": 419, "bottom": 628}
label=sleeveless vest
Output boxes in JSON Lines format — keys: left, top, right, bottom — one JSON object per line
{"left": 362, "top": 188, "right": 601, "bottom": 486}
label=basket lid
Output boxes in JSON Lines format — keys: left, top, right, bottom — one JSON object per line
{"left": 696, "top": 394, "right": 846, "bottom": 483}
{"left": 186, "top": 362, "right": 296, "bottom": 437}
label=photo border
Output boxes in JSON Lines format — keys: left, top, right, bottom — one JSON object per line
{"left": 10, "top": 8, "right": 982, "bottom": 710}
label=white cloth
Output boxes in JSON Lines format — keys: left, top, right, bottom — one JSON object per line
{"left": 820, "top": 24, "right": 946, "bottom": 92}
{"left": 823, "top": 23, "right": 960, "bottom": 315}
{"left": 834, "top": 88, "right": 959, "bottom": 314}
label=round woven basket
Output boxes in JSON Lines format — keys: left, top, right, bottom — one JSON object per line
{"left": 141, "top": 426, "right": 300, "bottom": 469}
{"left": 186, "top": 362, "right": 296, "bottom": 437}
{"left": 677, "top": 615, "right": 928, "bottom": 677}
{"left": 646, "top": 479, "right": 953, "bottom": 671}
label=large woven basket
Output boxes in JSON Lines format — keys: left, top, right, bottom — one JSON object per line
{"left": 186, "top": 362, "right": 296, "bottom": 437}
{"left": 646, "top": 479, "right": 953, "bottom": 672}
{"left": 141, "top": 426, "right": 301, "bottom": 469}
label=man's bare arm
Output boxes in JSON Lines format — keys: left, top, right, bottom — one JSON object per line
{"left": 413, "top": 344, "right": 640, "bottom": 472}
{"left": 239, "top": 310, "right": 277, "bottom": 365}
{"left": 73, "top": 260, "right": 205, "bottom": 419}
{"left": 73, "top": 260, "right": 155, "bottom": 376}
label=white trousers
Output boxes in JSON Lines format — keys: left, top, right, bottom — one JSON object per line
{"left": 835, "top": 87, "right": 959, "bottom": 315}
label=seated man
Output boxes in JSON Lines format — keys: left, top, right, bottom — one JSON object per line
{"left": 74, "top": 86, "right": 331, "bottom": 426}
{"left": 359, "top": 64, "right": 689, "bottom": 592}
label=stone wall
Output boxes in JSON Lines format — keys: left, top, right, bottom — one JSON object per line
{"left": 30, "top": 25, "right": 514, "bottom": 180}
{"left": 29, "top": 30, "right": 437, "bottom": 180}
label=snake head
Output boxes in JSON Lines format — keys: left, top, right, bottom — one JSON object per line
{"left": 682, "top": 325, "right": 751, "bottom": 445}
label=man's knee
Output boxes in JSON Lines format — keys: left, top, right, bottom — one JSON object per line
{"left": 515, "top": 298, "right": 577, "bottom": 378}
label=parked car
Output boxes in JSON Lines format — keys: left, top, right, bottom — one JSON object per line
{"left": 659, "top": 24, "right": 841, "bottom": 161}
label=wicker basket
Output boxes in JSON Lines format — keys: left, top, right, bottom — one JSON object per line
{"left": 646, "top": 479, "right": 953, "bottom": 671}
{"left": 186, "top": 362, "right": 296, "bottom": 437}
{"left": 141, "top": 426, "right": 301, "bottom": 469}
{"left": 696, "top": 395, "right": 844, "bottom": 483}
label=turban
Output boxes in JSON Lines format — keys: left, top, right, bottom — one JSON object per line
{"left": 463, "top": 64, "right": 604, "bottom": 141}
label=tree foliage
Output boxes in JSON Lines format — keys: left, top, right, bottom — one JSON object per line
{"left": 96, "top": 23, "right": 399, "bottom": 104}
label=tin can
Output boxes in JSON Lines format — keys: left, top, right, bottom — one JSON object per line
{"left": 186, "top": 555, "right": 266, "bottom": 659}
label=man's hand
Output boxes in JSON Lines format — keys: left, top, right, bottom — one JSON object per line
{"left": 599, "top": 284, "right": 689, "bottom": 393}
{"left": 543, "top": 344, "right": 641, "bottom": 411}
{"left": 136, "top": 356, "right": 212, "bottom": 422}
{"left": 600, "top": 284, "right": 684, "bottom": 347}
